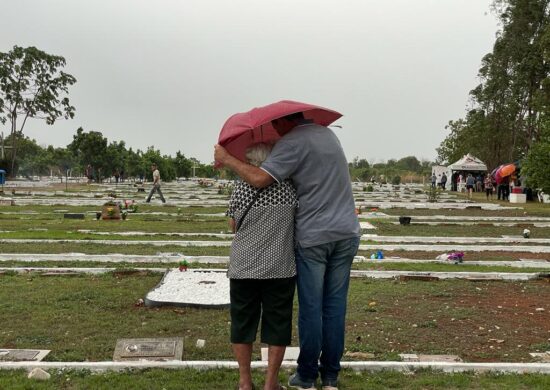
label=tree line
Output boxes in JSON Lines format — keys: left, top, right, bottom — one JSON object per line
{"left": 437, "top": 0, "right": 550, "bottom": 191}
{"left": 348, "top": 156, "right": 433, "bottom": 184}
{"left": 0, "top": 45, "right": 220, "bottom": 181}
{"left": 2, "top": 129, "right": 216, "bottom": 181}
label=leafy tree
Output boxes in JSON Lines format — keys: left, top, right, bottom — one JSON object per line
{"left": 173, "top": 151, "right": 193, "bottom": 178}
{"left": 141, "top": 146, "right": 176, "bottom": 181}
{"left": 105, "top": 140, "right": 128, "bottom": 177}
{"left": 396, "top": 156, "right": 421, "bottom": 172}
{"left": 0, "top": 46, "right": 76, "bottom": 176}
{"left": 522, "top": 120, "right": 550, "bottom": 191}
{"left": 438, "top": 0, "right": 550, "bottom": 170}
{"left": 125, "top": 147, "right": 144, "bottom": 179}
{"left": 68, "top": 128, "right": 108, "bottom": 181}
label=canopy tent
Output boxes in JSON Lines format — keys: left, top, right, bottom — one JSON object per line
{"left": 448, "top": 154, "right": 487, "bottom": 172}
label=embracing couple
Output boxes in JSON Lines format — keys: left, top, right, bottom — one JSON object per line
{"left": 215, "top": 111, "right": 361, "bottom": 390}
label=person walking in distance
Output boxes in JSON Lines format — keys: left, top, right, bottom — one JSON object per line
{"left": 440, "top": 172, "right": 447, "bottom": 190}
{"left": 146, "top": 163, "right": 166, "bottom": 203}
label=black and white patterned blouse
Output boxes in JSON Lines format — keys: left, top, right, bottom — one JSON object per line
{"left": 226, "top": 179, "right": 298, "bottom": 279}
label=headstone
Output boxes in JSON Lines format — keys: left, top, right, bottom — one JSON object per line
{"left": 113, "top": 337, "right": 183, "bottom": 361}
{"left": 0, "top": 349, "right": 50, "bottom": 361}
{"left": 261, "top": 347, "right": 300, "bottom": 361}
{"left": 64, "top": 213, "right": 85, "bottom": 220}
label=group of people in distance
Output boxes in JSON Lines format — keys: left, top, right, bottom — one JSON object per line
{"left": 431, "top": 171, "right": 519, "bottom": 201}
{"left": 215, "top": 113, "right": 360, "bottom": 390}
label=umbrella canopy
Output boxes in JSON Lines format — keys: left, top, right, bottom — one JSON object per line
{"left": 498, "top": 163, "right": 516, "bottom": 178}
{"left": 218, "top": 100, "right": 342, "bottom": 163}
{"left": 447, "top": 154, "right": 487, "bottom": 172}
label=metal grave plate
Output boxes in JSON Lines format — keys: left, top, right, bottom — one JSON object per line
{"left": 113, "top": 338, "right": 184, "bottom": 361}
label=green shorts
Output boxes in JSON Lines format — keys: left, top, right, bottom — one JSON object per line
{"left": 230, "top": 277, "right": 296, "bottom": 345}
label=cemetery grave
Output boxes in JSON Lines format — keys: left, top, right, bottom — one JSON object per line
{"left": 0, "top": 180, "right": 549, "bottom": 387}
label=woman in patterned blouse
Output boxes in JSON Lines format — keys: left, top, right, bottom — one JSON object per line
{"left": 227, "top": 143, "right": 298, "bottom": 390}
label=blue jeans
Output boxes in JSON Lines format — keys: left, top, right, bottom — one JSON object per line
{"left": 295, "top": 236, "right": 360, "bottom": 382}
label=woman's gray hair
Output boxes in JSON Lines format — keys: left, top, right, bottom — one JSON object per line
{"left": 245, "top": 143, "right": 272, "bottom": 167}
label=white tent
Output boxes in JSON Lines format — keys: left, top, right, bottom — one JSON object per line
{"left": 448, "top": 154, "right": 487, "bottom": 172}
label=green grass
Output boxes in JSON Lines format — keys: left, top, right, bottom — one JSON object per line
{"left": 1, "top": 368, "right": 549, "bottom": 389}
{"left": 370, "top": 219, "right": 550, "bottom": 238}
{"left": 1, "top": 275, "right": 549, "bottom": 363}
{"left": 0, "top": 243, "right": 231, "bottom": 256}
{"left": 381, "top": 196, "right": 550, "bottom": 217}
{"left": 1, "top": 261, "right": 548, "bottom": 274}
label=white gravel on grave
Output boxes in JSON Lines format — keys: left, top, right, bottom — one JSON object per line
{"left": 146, "top": 269, "right": 230, "bottom": 306}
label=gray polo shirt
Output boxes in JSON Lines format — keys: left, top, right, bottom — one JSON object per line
{"left": 261, "top": 123, "right": 361, "bottom": 248}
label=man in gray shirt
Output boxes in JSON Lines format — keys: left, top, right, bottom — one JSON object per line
{"left": 215, "top": 113, "right": 361, "bottom": 390}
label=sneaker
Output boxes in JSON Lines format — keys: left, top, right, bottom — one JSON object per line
{"left": 288, "top": 373, "right": 316, "bottom": 390}
{"left": 322, "top": 378, "right": 338, "bottom": 390}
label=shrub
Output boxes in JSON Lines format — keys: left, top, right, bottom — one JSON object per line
{"left": 425, "top": 186, "right": 441, "bottom": 203}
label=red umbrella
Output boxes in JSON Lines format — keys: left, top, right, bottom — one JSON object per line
{"left": 218, "top": 100, "right": 342, "bottom": 163}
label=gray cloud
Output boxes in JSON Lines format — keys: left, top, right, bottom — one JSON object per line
{"left": 0, "top": 0, "right": 498, "bottom": 163}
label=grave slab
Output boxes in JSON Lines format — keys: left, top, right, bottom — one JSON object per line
{"left": 145, "top": 269, "right": 230, "bottom": 308}
{"left": 261, "top": 347, "right": 300, "bottom": 362}
{"left": 360, "top": 221, "right": 377, "bottom": 230}
{"left": 529, "top": 352, "right": 550, "bottom": 363}
{"left": 399, "top": 354, "right": 462, "bottom": 362}
{"left": 113, "top": 338, "right": 183, "bottom": 361}
{"left": 64, "top": 213, "right": 85, "bottom": 219}
{"left": 0, "top": 349, "right": 50, "bottom": 362}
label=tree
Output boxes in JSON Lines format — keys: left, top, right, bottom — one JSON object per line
{"left": 522, "top": 120, "right": 550, "bottom": 191}
{"left": 396, "top": 156, "right": 421, "bottom": 172}
{"left": 68, "top": 128, "right": 108, "bottom": 181}
{"left": 0, "top": 46, "right": 76, "bottom": 176}
{"left": 173, "top": 151, "right": 193, "bottom": 178}
{"left": 438, "top": 0, "right": 550, "bottom": 169}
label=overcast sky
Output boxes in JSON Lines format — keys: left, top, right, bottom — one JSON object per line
{"left": 0, "top": 0, "right": 499, "bottom": 164}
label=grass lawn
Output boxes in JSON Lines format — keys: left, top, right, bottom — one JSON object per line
{"left": 1, "top": 260, "right": 549, "bottom": 274}
{"left": 1, "top": 275, "right": 549, "bottom": 363}
{"left": 1, "top": 368, "right": 549, "bottom": 389}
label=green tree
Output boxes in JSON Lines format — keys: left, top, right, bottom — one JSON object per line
{"left": 141, "top": 146, "right": 176, "bottom": 181}
{"left": 0, "top": 46, "right": 76, "bottom": 176}
{"left": 438, "top": 0, "right": 550, "bottom": 169}
{"left": 522, "top": 120, "right": 550, "bottom": 191}
{"left": 68, "top": 128, "right": 108, "bottom": 181}
{"left": 173, "top": 151, "right": 193, "bottom": 178}
{"left": 396, "top": 156, "right": 421, "bottom": 172}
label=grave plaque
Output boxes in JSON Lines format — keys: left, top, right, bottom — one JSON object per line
{"left": 0, "top": 349, "right": 50, "bottom": 362}
{"left": 113, "top": 337, "right": 183, "bottom": 361}
{"left": 64, "top": 213, "right": 85, "bottom": 220}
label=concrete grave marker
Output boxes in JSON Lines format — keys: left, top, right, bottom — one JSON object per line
{"left": 261, "top": 347, "right": 300, "bottom": 361}
{"left": 0, "top": 349, "right": 50, "bottom": 362}
{"left": 530, "top": 352, "right": 550, "bottom": 362}
{"left": 113, "top": 337, "right": 183, "bottom": 361}
{"left": 399, "top": 353, "right": 463, "bottom": 362}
